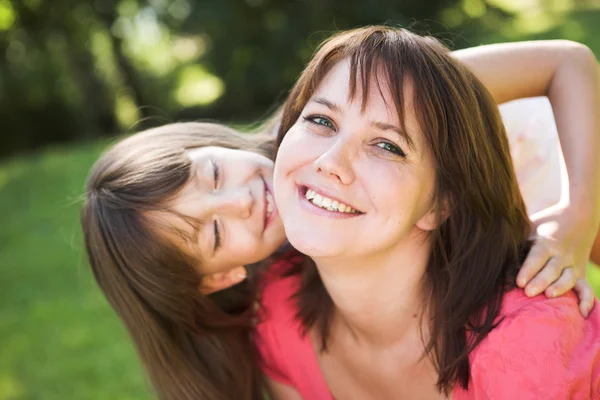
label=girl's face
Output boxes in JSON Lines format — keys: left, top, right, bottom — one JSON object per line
{"left": 274, "top": 60, "right": 439, "bottom": 261}
{"left": 155, "top": 146, "right": 286, "bottom": 280}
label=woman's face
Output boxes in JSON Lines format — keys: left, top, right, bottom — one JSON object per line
{"left": 274, "top": 60, "right": 439, "bottom": 260}
{"left": 155, "top": 146, "right": 286, "bottom": 278}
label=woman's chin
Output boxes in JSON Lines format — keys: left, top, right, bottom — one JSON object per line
{"left": 286, "top": 234, "right": 342, "bottom": 260}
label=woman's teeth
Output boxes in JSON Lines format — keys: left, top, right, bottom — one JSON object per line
{"left": 266, "top": 191, "right": 274, "bottom": 218}
{"left": 305, "top": 189, "right": 359, "bottom": 213}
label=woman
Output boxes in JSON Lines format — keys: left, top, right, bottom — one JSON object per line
{"left": 258, "top": 26, "right": 600, "bottom": 399}
{"left": 81, "top": 33, "right": 599, "bottom": 399}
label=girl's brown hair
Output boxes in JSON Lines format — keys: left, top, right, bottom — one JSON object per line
{"left": 275, "top": 26, "right": 531, "bottom": 394}
{"left": 81, "top": 122, "right": 273, "bottom": 399}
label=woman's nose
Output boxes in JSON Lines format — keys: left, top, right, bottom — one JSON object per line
{"left": 313, "top": 136, "right": 356, "bottom": 185}
{"left": 211, "top": 187, "right": 254, "bottom": 218}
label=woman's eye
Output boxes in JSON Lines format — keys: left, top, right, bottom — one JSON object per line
{"left": 376, "top": 142, "right": 406, "bottom": 157}
{"left": 304, "top": 115, "right": 335, "bottom": 130}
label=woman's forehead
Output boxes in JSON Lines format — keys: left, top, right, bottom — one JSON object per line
{"left": 315, "top": 60, "right": 416, "bottom": 114}
{"left": 311, "top": 60, "right": 423, "bottom": 151}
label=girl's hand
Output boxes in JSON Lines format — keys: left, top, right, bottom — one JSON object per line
{"left": 516, "top": 202, "right": 598, "bottom": 317}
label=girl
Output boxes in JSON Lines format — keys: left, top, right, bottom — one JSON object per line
{"left": 258, "top": 26, "right": 600, "bottom": 399}
{"left": 82, "top": 123, "right": 282, "bottom": 399}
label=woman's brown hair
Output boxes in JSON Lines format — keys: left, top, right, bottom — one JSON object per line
{"left": 275, "top": 26, "right": 531, "bottom": 394}
{"left": 81, "top": 122, "right": 273, "bottom": 399}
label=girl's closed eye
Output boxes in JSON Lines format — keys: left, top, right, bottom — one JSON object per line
{"left": 211, "top": 159, "right": 220, "bottom": 190}
{"left": 210, "top": 159, "right": 222, "bottom": 252}
{"left": 213, "top": 219, "right": 221, "bottom": 252}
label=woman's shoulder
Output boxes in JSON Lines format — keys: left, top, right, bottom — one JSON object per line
{"left": 485, "top": 288, "right": 600, "bottom": 357}
{"left": 472, "top": 288, "right": 596, "bottom": 364}
{"left": 461, "top": 289, "right": 600, "bottom": 399}
{"left": 499, "top": 287, "right": 583, "bottom": 322}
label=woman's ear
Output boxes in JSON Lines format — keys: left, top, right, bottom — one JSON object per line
{"left": 416, "top": 197, "right": 450, "bottom": 231}
{"left": 198, "top": 266, "right": 247, "bottom": 295}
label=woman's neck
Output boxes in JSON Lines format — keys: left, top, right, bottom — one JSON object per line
{"left": 313, "top": 237, "right": 432, "bottom": 348}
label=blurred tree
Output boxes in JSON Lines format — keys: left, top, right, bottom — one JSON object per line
{"left": 94, "top": 0, "right": 161, "bottom": 121}
{"left": 4, "top": 0, "right": 573, "bottom": 158}
{"left": 0, "top": 0, "right": 468, "bottom": 157}
{"left": 0, "top": 0, "right": 119, "bottom": 157}
{"left": 176, "top": 0, "right": 463, "bottom": 123}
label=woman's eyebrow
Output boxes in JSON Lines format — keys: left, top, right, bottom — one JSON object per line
{"left": 310, "top": 97, "right": 343, "bottom": 113}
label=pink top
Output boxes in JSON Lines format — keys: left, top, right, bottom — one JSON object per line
{"left": 255, "top": 258, "right": 600, "bottom": 399}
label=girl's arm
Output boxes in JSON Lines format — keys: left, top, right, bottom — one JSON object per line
{"left": 453, "top": 41, "right": 600, "bottom": 316}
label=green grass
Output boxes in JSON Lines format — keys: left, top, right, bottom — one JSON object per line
{"left": 0, "top": 141, "right": 151, "bottom": 400}
{"left": 0, "top": 140, "right": 599, "bottom": 400}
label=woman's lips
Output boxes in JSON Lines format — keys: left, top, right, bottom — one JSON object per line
{"left": 297, "top": 185, "right": 363, "bottom": 218}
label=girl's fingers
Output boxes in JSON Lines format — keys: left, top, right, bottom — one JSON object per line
{"left": 517, "top": 241, "right": 551, "bottom": 288}
{"left": 574, "top": 279, "right": 595, "bottom": 318}
{"left": 544, "top": 267, "right": 576, "bottom": 298}
{"left": 524, "top": 256, "right": 564, "bottom": 297}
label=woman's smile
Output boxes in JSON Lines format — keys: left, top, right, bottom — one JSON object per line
{"left": 301, "top": 185, "right": 363, "bottom": 216}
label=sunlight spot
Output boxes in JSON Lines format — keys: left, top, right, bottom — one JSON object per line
{"left": 0, "top": 374, "right": 26, "bottom": 398}
{"left": 511, "top": 12, "right": 558, "bottom": 35}
{"left": 462, "top": 0, "right": 487, "bottom": 18}
{"left": 175, "top": 65, "right": 224, "bottom": 107}
{"left": 487, "top": 0, "right": 580, "bottom": 15}
{"left": 134, "top": 7, "right": 162, "bottom": 46}
{"left": 111, "top": 16, "right": 134, "bottom": 39}
{"left": 173, "top": 36, "right": 206, "bottom": 62}
{"left": 486, "top": 0, "right": 542, "bottom": 14}
{"left": 115, "top": 94, "right": 140, "bottom": 128}
{"left": 0, "top": 0, "right": 15, "bottom": 31}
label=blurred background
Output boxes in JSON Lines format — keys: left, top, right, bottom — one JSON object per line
{"left": 1, "top": 0, "right": 599, "bottom": 398}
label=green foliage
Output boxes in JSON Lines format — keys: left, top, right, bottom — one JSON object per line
{"left": 1, "top": 0, "right": 466, "bottom": 158}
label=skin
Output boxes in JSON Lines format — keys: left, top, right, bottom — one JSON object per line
{"left": 271, "top": 60, "right": 451, "bottom": 400}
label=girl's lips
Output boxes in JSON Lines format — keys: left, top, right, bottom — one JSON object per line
{"left": 296, "top": 185, "right": 363, "bottom": 218}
